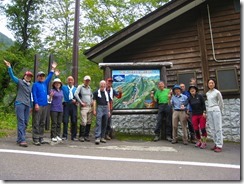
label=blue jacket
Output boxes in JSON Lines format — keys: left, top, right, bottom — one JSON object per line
{"left": 32, "top": 71, "right": 54, "bottom": 106}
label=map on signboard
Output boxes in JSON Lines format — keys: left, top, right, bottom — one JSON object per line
{"left": 112, "top": 69, "right": 160, "bottom": 109}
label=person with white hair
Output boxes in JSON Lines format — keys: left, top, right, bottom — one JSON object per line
{"left": 93, "top": 80, "right": 111, "bottom": 145}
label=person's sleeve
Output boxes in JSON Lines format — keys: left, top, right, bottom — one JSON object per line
{"left": 8, "top": 67, "right": 19, "bottom": 84}
{"left": 200, "top": 94, "right": 206, "bottom": 112}
{"left": 32, "top": 83, "right": 38, "bottom": 105}
{"left": 74, "top": 85, "right": 82, "bottom": 103}
{"left": 217, "top": 91, "right": 224, "bottom": 112}
{"left": 45, "top": 71, "right": 54, "bottom": 84}
{"left": 93, "top": 91, "right": 97, "bottom": 100}
{"left": 185, "top": 96, "right": 190, "bottom": 110}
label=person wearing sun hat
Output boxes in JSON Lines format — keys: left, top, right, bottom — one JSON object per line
{"left": 48, "top": 78, "right": 64, "bottom": 142}
{"left": 170, "top": 84, "right": 189, "bottom": 145}
{"left": 187, "top": 85, "right": 207, "bottom": 149}
{"left": 4, "top": 59, "right": 34, "bottom": 147}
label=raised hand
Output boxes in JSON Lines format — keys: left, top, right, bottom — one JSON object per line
{"left": 51, "top": 61, "right": 57, "bottom": 69}
{"left": 4, "top": 60, "right": 11, "bottom": 67}
{"left": 54, "top": 69, "right": 60, "bottom": 76}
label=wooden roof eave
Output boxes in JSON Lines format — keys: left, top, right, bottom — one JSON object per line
{"left": 84, "top": 0, "right": 206, "bottom": 64}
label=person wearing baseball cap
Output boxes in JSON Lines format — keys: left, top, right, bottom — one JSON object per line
{"left": 84, "top": 75, "right": 91, "bottom": 81}
{"left": 4, "top": 59, "right": 34, "bottom": 147}
{"left": 74, "top": 75, "right": 93, "bottom": 142}
{"left": 104, "top": 77, "right": 122, "bottom": 140}
{"left": 32, "top": 61, "right": 57, "bottom": 145}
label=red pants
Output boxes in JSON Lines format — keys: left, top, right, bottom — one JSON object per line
{"left": 192, "top": 114, "right": 207, "bottom": 139}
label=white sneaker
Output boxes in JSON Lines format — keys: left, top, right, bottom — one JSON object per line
{"left": 51, "top": 137, "right": 57, "bottom": 142}
{"left": 56, "top": 136, "right": 62, "bottom": 141}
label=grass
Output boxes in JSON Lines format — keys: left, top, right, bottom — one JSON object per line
{"left": 0, "top": 111, "right": 17, "bottom": 137}
{"left": 114, "top": 132, "right": 153, "bottom": 141}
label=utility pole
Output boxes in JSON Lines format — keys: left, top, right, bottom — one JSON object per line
{"left": 72, "top": 0, "right": 80, "bottom": 86}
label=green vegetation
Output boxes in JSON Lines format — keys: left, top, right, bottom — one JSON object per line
{"left": 0, "top": 111, "right": 17, "bottom": 137}
{"left": 115, "top": 132, "right": 153, "bottom": 141}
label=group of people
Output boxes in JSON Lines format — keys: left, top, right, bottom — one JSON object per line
{"left": 151, "top": 79, "right": 224, "bottom": 152}
{"left": 4, "top": 59, "right": 224, "bottom": 152}
{"left": 4, "top": 60, "right": 122, "bottom": 147}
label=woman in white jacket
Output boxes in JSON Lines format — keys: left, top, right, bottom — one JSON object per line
{"left": 206, "top": 79, "right": 224, "bottom": 153}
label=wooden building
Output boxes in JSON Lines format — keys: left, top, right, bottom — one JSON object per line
{"left": 84, "top": 0, "right": 240, "bottom": 141}
{"left": 84, "top": 0, "right": 240, "bottom": 97}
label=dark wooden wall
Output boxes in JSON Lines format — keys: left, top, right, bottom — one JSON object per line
{"left": 104, "top": 0, "right": 240, "bottom": 98}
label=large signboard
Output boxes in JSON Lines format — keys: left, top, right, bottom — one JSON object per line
{"left": 112, "top": 69, "right": 160, "bottom": 109}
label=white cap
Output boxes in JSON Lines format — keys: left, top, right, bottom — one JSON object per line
{"left": 84, "top": 75, "right": 91, "bottom": 80}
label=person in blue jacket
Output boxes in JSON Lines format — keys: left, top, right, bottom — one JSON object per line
{"left": 4, "top": 60, "right": 33, "bottom": 147}
{"left": 32, "top": 61, "right": 57, "bottom": 145}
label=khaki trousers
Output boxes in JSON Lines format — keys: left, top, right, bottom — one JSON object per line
{"left": 172, "top": 110, "right": 188, "bottom": 142}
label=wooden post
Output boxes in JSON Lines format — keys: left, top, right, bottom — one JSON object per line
{"left": 72, "top": 0, "right": 80, "bottom": 86}
{"left": 34, "top": 54, "right": 39, "bottom": 82}
{"left": 45, "top": 54, "right": 54, "bottom": 131}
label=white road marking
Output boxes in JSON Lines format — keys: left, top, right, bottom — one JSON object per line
{"left": 0, "top": 149, "right": 240, "bottom": 169}
{"left": 84, "top": 145, "right": 177, "bottom": 152}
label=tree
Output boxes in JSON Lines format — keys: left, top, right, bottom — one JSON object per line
{"left": 80, "top": 0, "right": 168, "bottom": 47}
{"left": 2, "top": 0, "right": 45, "bottom": 53}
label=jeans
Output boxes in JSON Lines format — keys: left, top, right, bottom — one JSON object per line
{"left": 95, "top": 105, "right": 109, "bottom": 139}
{"left": 105, "top": 111, "right": 113, "bottom": 135}
{"left": 15, "top": 103, "right": 30, "bottom": 143}
{"left": 154, "top": 104, "right": 172, "bottom": 138}
{"left": 62, "top": 102, "right": 77, "bottom": 139}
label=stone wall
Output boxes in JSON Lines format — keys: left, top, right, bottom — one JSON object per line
{"left": 111, "top": 98, "right": 240, "bottom": 142}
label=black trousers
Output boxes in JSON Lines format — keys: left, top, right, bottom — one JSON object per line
{"left": 154, "top": 104, "right": 172, "bottom": 138}
{"left": 62, "top": 102, "right": 77, "bottom": 139}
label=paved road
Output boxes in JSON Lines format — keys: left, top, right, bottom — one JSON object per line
{"left": 0, "top": 133, "right": 240, "bottom": 181}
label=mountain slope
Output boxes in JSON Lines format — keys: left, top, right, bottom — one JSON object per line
{"left": 0, "top": 32, "right": 14, "bottom": 48}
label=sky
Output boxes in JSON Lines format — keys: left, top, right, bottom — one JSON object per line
{"left": 0, "top": 0, "right": 15, "bottom": 40}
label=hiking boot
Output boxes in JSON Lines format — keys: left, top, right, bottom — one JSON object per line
{"left": 105, "top": 135, "right": 111, "bottom": 140}
{"left": 33, "top": 140, "right": 41, "bottom": 146}
{"left": 200, "top": 142, "right": 207, "bottom": 149}
{"left": 95, "top": 138, "right": 100, "bottom": 145}
{"left": 79, "top": 137, "right": 85, "bottom": 142}
{"left": 19, "top": 142, "right": 28, "bottom": 147}
{"left": 84, "top": 137, "right": 90, "bottom": 142}
{"left": 183, "top": 141, "right": 188, "bottom": 145}
{"left": 39, "top": 138, "right": 47, "bottom": 144}
{"left": 171, "top": 139, "right": 178, "bottom": 144}
{"left": 71, "top": 138, "right": 79, "bottom": 141}
{"left": 211, "top": 145, "right": 217, "bottom": 150}
{"left": 100, "top": 138, "right": 107, "bottom": 143}
{"left": 195, "top": 141, "right": 202, "bottom": 147}
{"left": 166, "top": 136, "right": 172, "bottom": 142}
{"left": 214, "top": 147, "right": 222, "bottom": 153}
{"left": 153, "top": 135, "right": 160, "bottom": 142}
